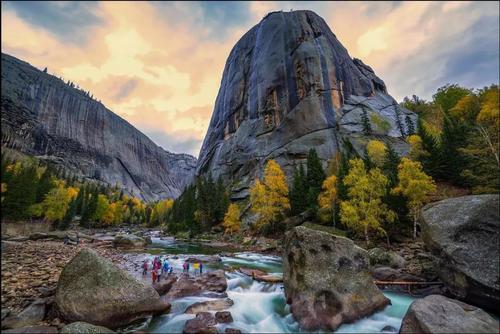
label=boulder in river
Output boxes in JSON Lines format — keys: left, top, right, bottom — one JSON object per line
{"left": 367, "top": 247, "right": 405, "bottom": 269}
{"left": 185, "top": 298, "right": 234, "bottom": 314}
{"left": 400, "top": 294, "right": 499, "bottom": 333}
{"left": 183, "top": 312, "right": 217, "bottom": 334}
{"left": 166, "top": 270, "right": 227, "bottom": 300}
{"left": 215, "top": 311, "right": 234, "bottom": 323}
{"left": 60, "top": 322, "right": 115, "bottom": 334}
{"left": 283, "top": 226, "right": 390, "bottom": 331}
{"left": 113, "top": 234, "right": 146, "bottom": 249}
{"left": 55, "top": 248, "right": 170, "bottom": 328}
{"left": 420, "top": 194, "right": 499, "bottom": 311}
{"left": 152, "top": 275, "right": 178, "bottom": 295}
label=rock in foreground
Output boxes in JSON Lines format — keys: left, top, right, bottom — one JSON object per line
{"left": 55, "top": 248, "right": 170, "bottom": 328}
{"left": 283, "top": 226, "right": 390, "bottom": 331}
{"left": 60, "top": 322, "right": 115, "bottom": 334}
{"left": 420, "top": 194, "right": 499, "bottom": 311}
{"left": 400, "top": 294, "right": 499, "bottom": 333}
{"left": 183, "top": 312, "right": 217, "bottom": 334}
{"left": 113, "top": 234, "right": 146, "bottom": 249}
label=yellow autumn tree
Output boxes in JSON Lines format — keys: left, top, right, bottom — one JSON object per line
{"left": 366, "top": 140, "right": 387, "bottom": 167}
{"left": 392, "top": 158, "right": 436, "bottom": 239}
{"left": 250, "top": 160, "right": 290, "bottom": 231}
{"left": 41, "top": 181, "right": 78, "bottom": 222}
{"left": 317, "top": 175, "right": 337, "bottom": 226}
{"left": 340, "top": 159, "right": 395, "bottom": 246}
{"left": 93, "top": 194, "right": 110, "bottom": 222}
{"left": 407, "top": 134, "right": 427, "bottom": 161}
{"left": 223, "top": 203, "right": 241, "bottom": 234}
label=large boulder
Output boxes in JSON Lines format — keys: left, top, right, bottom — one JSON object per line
{"left": 420, "top": 194, "right": 499, "bottom": 311}
{"left": 196, "top": 10, "right": 415, "bottom": 202}
{"left": 185, "top": 298, "right": 234, "bottom": 314}
{"left": 400, "top": 295, "right": 499, "bottom": 333}
{"left": 60, "top": 322, "right": 115, "bottom": 334}
{"left": 166, "top": 270, "right": 227, "bottom": 300}
{"left": 2, "top": 299, "right": 46, "bottom": 329}
{"left": 283, "top": 226, "right": 390, "bottom": 331}
{"left": 113, "top": 234, "right": 146, "bottom": 249}
{"left": 152, "top": 275, "right": 178, "bottom": 295}
{"left": 55, "top": 248, "right": 170, "bottom": 328}
{"left": 183, "top": 312, "right": 217, "bottom": 334}
{"left": 367, "top": 247, "right": 405, "bottom": 269}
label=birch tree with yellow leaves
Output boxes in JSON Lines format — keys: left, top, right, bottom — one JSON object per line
{"left": 317, "top": 175, "right": 337, "bottom": 226}
{"left": 250, "top": 160, "right": 290, "bottom": 232}
{"left": 392, "top": 158, "right": 436, "bottom": 239}
{"left": 223, "top": 203, "right": 241, "bottom": 234}
{"left": 340, "top": 159, "right": 395, "bottom": 246}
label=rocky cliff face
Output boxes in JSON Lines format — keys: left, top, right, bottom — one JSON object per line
{"left": 197, "top": 10, "right": 416, "bottom": 199}
{"left": 1, "top": 53, "right": 196, "bottom": 201}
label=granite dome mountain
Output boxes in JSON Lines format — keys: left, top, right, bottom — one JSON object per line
{"left": 1, "top": 53, "right": 196, "bottom": 201}
{"left": 196, "top": 10, "right": 416, "bottom": 200}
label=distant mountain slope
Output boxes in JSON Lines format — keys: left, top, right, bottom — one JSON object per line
{"left": 1, "top": 52, "right": 196, "bottom": 201}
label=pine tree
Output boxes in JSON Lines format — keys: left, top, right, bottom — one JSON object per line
{"left": 405, "top": 115, "right": 415, "bottom": 136}
{"left": 60, "top": 198, "right": 77, "bottom": 230}
{"left": 382, "top": 143, "right": 400, "bottom": 187}
{"left": 2, "top": 164, "right": 38, "bottom": 220}
{"left": 416, "top": 117, "right": 442, "bottom": 176}
{"left": 306, "top": 149, "right": 326, "bottom": 210}
{"left": 361, "top": 109, "right": 372, "bottom": 135}
{"left": 36, "top": 167, "right": 54, "bottom": 202}
{"left": 290, "top": 164, "right": 307, "bottom": 215}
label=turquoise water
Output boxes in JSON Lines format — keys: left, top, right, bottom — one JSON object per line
{"left": 144, "top": 238, "right": 416, "bottom": 333}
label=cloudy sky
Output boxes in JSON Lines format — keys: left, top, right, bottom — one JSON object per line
{"left": 2, "top": 1, "right": 498, "bottom": 156}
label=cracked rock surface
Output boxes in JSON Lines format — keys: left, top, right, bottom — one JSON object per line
{"left": 197, "top": 10, "right": 415, "bottom": 201}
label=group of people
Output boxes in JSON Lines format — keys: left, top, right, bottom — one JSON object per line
{"left": 182, "top": 260, "right": 203, "bottom": 276}
{"left": 142, "top": 256, "right": 173, "bottom": 283}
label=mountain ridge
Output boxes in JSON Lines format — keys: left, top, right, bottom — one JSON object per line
{"left": 1, "top": 52, "right": 196, "bottom": 201}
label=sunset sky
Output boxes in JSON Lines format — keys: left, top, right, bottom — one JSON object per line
{"left": 2, "top": 1, "right": 499, "bottom": 156}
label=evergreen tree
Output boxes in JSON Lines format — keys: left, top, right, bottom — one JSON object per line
{"left": 290, "top": 164, "right": 307, "bottom": 215}
{"left": 416, "top": 117, "right": 442, "bottom": 176}
{"left": 36, "top": 167, "right": 54, "bottom": 202}
{"left": 2, "top": 164, "right": 38, "bottom": 220}
{"left": 305, "top": 149, "right": 326, "bottom": 210}
{"left": 439, "top": 115, "right": 469, "bottom": 183}
{"left": 382, "top": 143, "right": 400, "bottom": 187}
{"left": 60, "top": 198, "right": 77, "bottom": 230}
{"left": 405, "top": 115, "right": 415, "bottom": 136}
{"left": 362, "top": 147, "right": 374, "bottom": 170}
{"left": 214, "top": 176, "right": 229, "bottom": 224}
{"left": 81, "top": 186, "right": 98, "bottom": 228}
{"left": 361, "top": 109, "right": 372, "bottom": 135}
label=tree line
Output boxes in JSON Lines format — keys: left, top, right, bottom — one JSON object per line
{"left": 0, "top": 154, "right": 173, "bottom": 229}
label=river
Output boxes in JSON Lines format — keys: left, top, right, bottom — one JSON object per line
{"left": 133, "top": 237, "right": 416, "bottom": 333}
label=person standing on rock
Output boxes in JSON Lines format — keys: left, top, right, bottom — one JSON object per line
{"left": 157, "top": 266, "right": 162, "bottom": 282}
{"left": 199, "top": 262, "right": 203, "bottom": 275}
{"left": 163, "top": 260, "right": 169, "bottom": 275}
{"left": 193, "top": 262, "right": 200, "bottom": 276}
{"left": 152, "top": 266, "right": 157, "bottom": 283}
{"left": 142, "top": 260, "right": 148, "bottom": 276}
